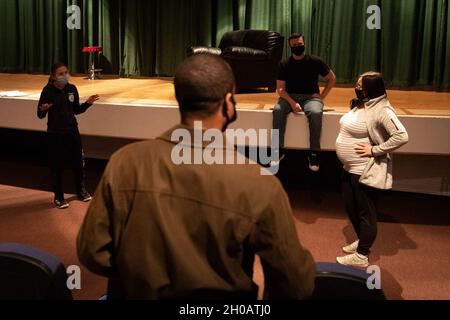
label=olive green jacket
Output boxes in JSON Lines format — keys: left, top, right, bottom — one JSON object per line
{"left": 77, "top": 125, "right": 315, "bottom": 299}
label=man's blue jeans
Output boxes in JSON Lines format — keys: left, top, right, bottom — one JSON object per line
{"left": 272, "top": 94, "right": 324, "bottom": 152}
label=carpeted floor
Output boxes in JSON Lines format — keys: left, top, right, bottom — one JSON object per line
{"left": 0, "top": 158, "right": 449, "bottom": 300}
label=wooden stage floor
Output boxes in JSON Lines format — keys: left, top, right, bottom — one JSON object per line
{"left": 1, "top": 74, "right": 449, "bottom": 116}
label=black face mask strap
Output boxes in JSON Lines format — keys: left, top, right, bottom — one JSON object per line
{"left": 222, "top": 95, "right": 237, "bottom": 131}
{"left": 222, "top": 98, "right": 229, "bottom": 119}
{"left": 230, "top": 95, "right": 236, "bottom": 107}
{"left": 223, "top": 95, "right": 236, "bottom": 116}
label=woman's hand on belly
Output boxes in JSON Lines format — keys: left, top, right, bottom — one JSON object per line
{"left": 355, "top": 143, "right": 373, "bottom": 157}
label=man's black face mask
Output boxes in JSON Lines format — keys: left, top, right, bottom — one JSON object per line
{"left": 222, "top": 95, "right": 237, "bottom": 132}
{"left": 291, "top": 45, "right": 305, "bottom": 56}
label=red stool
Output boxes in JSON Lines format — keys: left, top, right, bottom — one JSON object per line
{"left": 82, "top": 46, "right": 103, "bottom": 80}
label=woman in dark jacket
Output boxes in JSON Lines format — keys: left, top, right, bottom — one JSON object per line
{"left": 37, "top": 62, "right": 99, "bottom": 209}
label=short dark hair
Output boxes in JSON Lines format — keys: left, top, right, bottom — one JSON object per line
{"left": 174, "top": 54, "right": 235, "bottom": 119}
{"left": 361, "top": 72, "right": 387, "bottom": 100}
{"left": 288, "top": 33, "right": 305, "bottom": 45}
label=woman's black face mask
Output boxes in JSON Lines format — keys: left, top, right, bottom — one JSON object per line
{"left": 355, "top": 88, "right": 366, "bottom": 101}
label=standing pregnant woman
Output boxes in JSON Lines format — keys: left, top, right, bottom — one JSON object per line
{"left": 335, "top": 72, "right": 409, "bottom": 267}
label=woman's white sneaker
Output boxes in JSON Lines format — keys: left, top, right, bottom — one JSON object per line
{"left": 336, "top": 253, "right": 369, "bottom": 268}
{"left": 342, "top": 240, "right": 359, "bottom": 254}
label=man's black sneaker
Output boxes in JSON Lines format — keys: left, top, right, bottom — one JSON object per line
{"left": 77, "top": 189, "right": 92, "bottom": 202}
{"left": 308, "top": 153, "right": 320, "bottom": 172}
{"left": 54, "top": 199, "right": 69, "bottom": 209}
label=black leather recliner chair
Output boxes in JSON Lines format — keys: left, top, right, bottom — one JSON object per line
{"left": 187, "top": 30, "right": 284, "bottom": 92}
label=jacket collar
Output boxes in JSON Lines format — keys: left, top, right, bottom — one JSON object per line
{"left": 157, "top": 124, "right": 235, "bottom": 150}
{"left": 46, "top": 82, "right": 70, "bottom": 92}
{"left": 365, "top": 94, "right": 387, "bottom": 109}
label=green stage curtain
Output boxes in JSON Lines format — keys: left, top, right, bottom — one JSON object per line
{"left": 380, "top": 0, "right": 450, "bottom": 89}
{"left": 310, "top": 0, "right": 380, "bottom": 84}
{"left": 0, "top": 0, "right": 66, "bottom": 74}
{"left": 0, "top": 0, "right": 449, "bottom": 90}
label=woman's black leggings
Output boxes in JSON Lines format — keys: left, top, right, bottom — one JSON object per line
{"left": 48, "top": 130, "right": 85, "bottom": 199}
{"left": 341, "top": 170, "right": 379, "bottom": 256}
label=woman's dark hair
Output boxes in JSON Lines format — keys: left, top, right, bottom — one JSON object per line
{"left": 49, "top": 62, "right": 68, "bottom": 82}
{"left": 361, "top": 71, "right": 387, "bottom": 100}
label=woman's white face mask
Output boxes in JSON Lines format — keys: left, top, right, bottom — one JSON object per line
{"left": 55, "top": 74, "right": 70, "bottom": 88}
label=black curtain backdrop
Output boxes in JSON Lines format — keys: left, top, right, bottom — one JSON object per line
{"left": 0, "top": 0, "right": 449, "bottom": 90}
